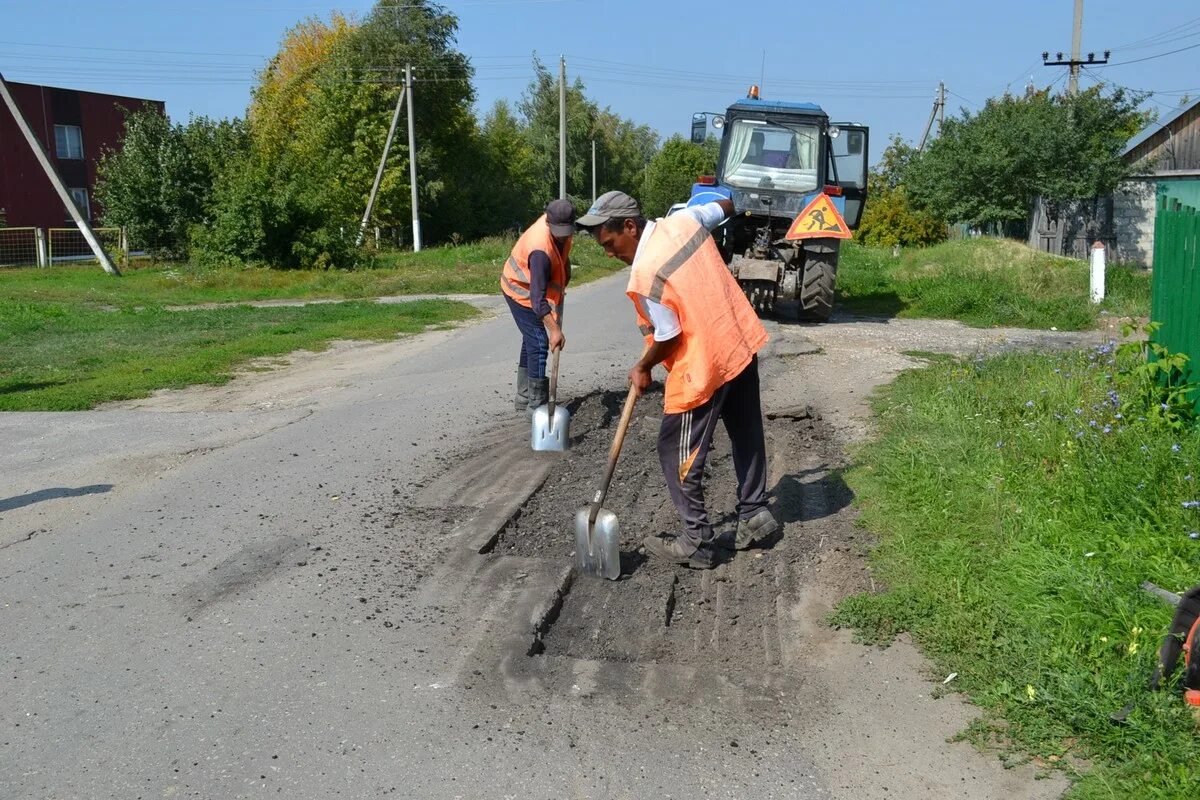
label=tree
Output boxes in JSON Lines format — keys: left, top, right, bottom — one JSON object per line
{"left": 640, "top": 135, "right": 719, "bottom": 218}
{"left": 475, "top": 101, "right": 540, "bottom": 232}
{"left": 906, "top": 87, "right": 1148, "bottom": 232}
{"left": 855, "top": 135, "right": 947, "bottom": 248}
{"left": 95, "top": 111, "right": 247, "bottom": 256}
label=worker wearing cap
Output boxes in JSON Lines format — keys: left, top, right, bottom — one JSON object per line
{"left": 578, "top": 191, "right": 778, "bottom": 569}
{"left": 501, "top": 199, "right": 576, "bottom": 415}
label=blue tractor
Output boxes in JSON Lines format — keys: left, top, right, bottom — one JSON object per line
{"left": 683, "top": 91, "right": 869, "bottom": 321}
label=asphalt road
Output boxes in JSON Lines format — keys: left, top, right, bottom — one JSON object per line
{"left": 1, "top": 270, "right": 1067, "bottom": 800}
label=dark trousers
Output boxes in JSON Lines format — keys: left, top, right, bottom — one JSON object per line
{"left": 505, "top": 295, "right": 548, "bottom": 380}
{"left": 657, "top": 356, "right": 769, "bottom": 549}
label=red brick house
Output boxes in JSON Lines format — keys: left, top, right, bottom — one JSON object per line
{"left": 0, "top": 81, "right": 164, "bottom": 229}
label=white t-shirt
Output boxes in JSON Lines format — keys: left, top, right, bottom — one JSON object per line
{"left": 634, "top": 202, "right": 728, "bottom": 341}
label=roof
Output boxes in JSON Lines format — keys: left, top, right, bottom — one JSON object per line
{"left": 726, "top": 98, "right": 826, "bottom": 116}
{"left": 1122, "top": 95, "right": 1200, "bottom": 157}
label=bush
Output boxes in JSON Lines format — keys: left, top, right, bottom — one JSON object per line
{"left": 856, "top": 184, "right": 948, "bottom": 247}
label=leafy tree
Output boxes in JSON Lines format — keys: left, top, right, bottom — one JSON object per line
{"left": 640, "top": 135, "right": 719, "bottom": 218}
{"left": 96, "top": 111, "right": 246, "bottom": 256}
{"left": 856, "top": 135, "right": 947, "bottom": 247}
{"left": 475, "top": 100, "right": 540, "bottom": 232}
{"left": 516, "top": 58, "right": 658, "bottom": 209}
{"left": 906, "top": 87, "right": 1147, "bottom": 231}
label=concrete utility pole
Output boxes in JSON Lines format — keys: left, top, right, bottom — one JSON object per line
{"left": 356, "top": 84, "right": 407, "bottom": 247}
{"left": 591, "top": 139, "right": 596, "bottom": 205}
{"left": 917, "top": 82, "right": 945, "bottom": 153}
{"left": 1069, "top": 0, "right": 1083, "bottom": 96}
{"left": 0, "top": 70, "right": 120, "bottom": 275}
{"left": 406, "top": 63, "right": 422, "bottom": 252}
{"left": 1041, "top": 0, "right": 1108, "bottom": 97}
{"left": 559, "top": 55, "right": 567, "bottom": 200}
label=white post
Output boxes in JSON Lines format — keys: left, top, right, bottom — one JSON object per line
{"left": 1090, "top": 241, "right": 1106, "bottom": 303}
{"left": 405, "top": 63, "right": 422, "bottom": 252}
{"left": 35, "top": 227, "right": 47, "bottom": 268}
{"left": 591, "top": 139, "right": 596, "bottom": 205}
{"left": 0, "top": 71, "right": 120, "bottom": 275}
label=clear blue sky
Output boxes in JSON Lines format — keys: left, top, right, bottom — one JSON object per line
{"left": 2, "top": 0, "right": 1196, "bottom": 163}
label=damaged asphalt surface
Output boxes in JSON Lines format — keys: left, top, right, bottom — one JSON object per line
{"left": 0, "top": 269, "right": 1107, "bottom": 799}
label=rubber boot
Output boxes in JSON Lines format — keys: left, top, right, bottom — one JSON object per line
{"left": 514, "top": 367, "right": 529, "bottom": 413}
{"left": 527, "top": 377, "right": 549, "bottom": 417}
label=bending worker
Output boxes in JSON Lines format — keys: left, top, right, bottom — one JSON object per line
{"left": 577, "top": 191, "right": 778, "bottom": 569}
{"left": 501, "top": 199, "right": 576, "bottom": 414}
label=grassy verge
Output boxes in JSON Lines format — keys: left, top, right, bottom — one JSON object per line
{"left": 837, "top": 238, "right": 1151, "bottom": 330}
{"left": 0, "top": 236, "right": 621, "bottom": 308}
{"left": 0, "top": 299, "right": 475, "bottom": 411}
{"left": 832, "top": 344, "right": 1199, "bottom": 797}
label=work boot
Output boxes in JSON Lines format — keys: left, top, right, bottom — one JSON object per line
{"left": 514, "top": 366, "right": 530, "bottom": 413}
{"left": 527, "top": 377, "right": 549, "bottom": 417}
{"left": 642, "top": 534, "right": 715, "bottom": 569}
{"left": 720, "top": 508, "right": 779, "bottom": 551}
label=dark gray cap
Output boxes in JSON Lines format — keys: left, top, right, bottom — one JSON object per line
{"left": 544, "top": 198, "right": 577, "bottom": 237}
{"left": 576, "top": 190, "right": 642, "bottom": 228}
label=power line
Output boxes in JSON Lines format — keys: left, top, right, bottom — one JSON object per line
{"left": 1100, "top": 40, "right": 1200, "bottom": 67}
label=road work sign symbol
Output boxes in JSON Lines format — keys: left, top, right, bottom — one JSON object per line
{"left": 784, "top": 194, "right": 852, "bottom": 241}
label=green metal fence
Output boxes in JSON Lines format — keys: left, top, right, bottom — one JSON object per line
{"left": 1151, "top": 183, "right": 1200, "bottom": 409}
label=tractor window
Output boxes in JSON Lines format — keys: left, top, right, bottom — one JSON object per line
{"left": 721, "top": 120, "right": 819, "bottom": 193}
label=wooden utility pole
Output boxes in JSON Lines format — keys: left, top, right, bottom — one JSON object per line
{"left": 406, "top": 63, "right": 422, "bottom": 252}
{"left": 559, "top": 55, "right": 567, "bottom": 200}
{"left": 356, "top": 84, "right": 407, "bottom": 247}
{"left": 0, "top": 70, "right": 120, "bottom": 275}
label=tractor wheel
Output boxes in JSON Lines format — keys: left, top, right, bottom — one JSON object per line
{"left": 798, "top": 251, "right": 837, "bottom": 322}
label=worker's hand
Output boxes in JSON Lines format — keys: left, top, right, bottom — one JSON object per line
{"left": 629, "top": 363, "right": 653, "bottom": 392}
{"left": 549, "top": 329, "right": 566, "bottom": 352}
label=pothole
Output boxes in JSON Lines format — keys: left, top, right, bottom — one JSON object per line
{"left": 491, "top": 388, "right": 854, "bottom": 672}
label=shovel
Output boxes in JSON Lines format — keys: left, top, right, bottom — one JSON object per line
{"left": 531, "top": 347, "right": 569, "bottom": 451}
{"left": 574, "top": 382, "right": 640, "bottom": 580}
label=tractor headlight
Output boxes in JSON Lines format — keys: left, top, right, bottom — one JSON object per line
{"left": 829, "top": 125, "right": 841, "bottom": 139}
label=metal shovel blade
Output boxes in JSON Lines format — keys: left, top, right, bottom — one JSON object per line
{"left": 531, "top": 404, "right": 570, "bottom": 452}
{"left": 574, "top": 506, "right": 621, "bottom": 580}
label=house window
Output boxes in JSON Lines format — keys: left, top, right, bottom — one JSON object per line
{"left": 54, "top": 124, "right": 84, "bottom": 160}
{"left": 69, "top": 188, "right": 90, "bottom": 221}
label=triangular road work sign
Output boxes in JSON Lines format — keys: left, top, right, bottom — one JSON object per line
{"left": 784, "top": 193, "right": 852, "bottom": 240}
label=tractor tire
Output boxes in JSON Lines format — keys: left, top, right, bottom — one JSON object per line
{"left": 798, "top": 251, "right": 837, "bottom": 322}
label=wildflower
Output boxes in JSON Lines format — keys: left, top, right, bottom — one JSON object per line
{"left": 1114, "top": 413, "right": 1123, "bottom": 420}
{"left": 1127, "top": 642, "right": 1139, "bottom": 655}
{"left": 1102, "top": 425, "right": 1112, "bottom": 434}
{"left": 1174, "top": 444, "right": 1183, "bottom": 452}
{"left": 1025, "top": 400, "right": 1035, "bottom": 408}
{"left": 1132, "top": 627, "right": 1143, "bottom": 636}
{"left": 1075, "top": 431, "right": 1085, "bottom": 439}
{"left": 1074, "top": 408, "right": 1083, "bottom": 415}
{"left": 1187, "top": 475, "right": 1194, "bottom": 482}
{"left": 1137, "top": 483, "right": 1146, "bottom": 490}
{"left": 1190, "top": 532, "right": 1200, "bottom": 540}
{"left": 1089, "top": 420, "right": 1099, "bottom": 428}
{"left": 1140, "top": 445, "right": 1149, "bottom": 453}
{"left": 1025, "top": 684, "right": 1037, "bottom": 700}
{"left": 1100, "top": 636, "right": 1109, "bottom": 642}
{"left": 1183, "top": 501, "right": 1200, "bottom": 509}
{"left": 996, "top": 441, "right": 1004, "bottom": 448}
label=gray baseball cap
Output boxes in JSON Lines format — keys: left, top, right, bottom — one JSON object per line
{"left": 576, "top": 190, "right": 642, "bottom": 228}
{"left": 544, "top": 198, "right": 577, "bottom": 238}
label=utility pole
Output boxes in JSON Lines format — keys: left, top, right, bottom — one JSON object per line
{"left": 1041, "top": 0, "right": 1108, "bottom": 97}
{"left": 917, "top": 82, "right": 945, "bottom": 153}
{"left": 356, "top": 83, "right": 407, "bottom": 247}
{"left": 937, "top": 81, "right": 945, "bottom": 131}
{"left": 0, "top": 70, "right": 120, "bottom": 275}
{"left": 591, "top": 139, "right": 596, "bottom": 205}
{"left": 559, "top": 55, "right": 567, "bottom": 200}
{"left": 406, "top": 63, "right": 422, "bottom": 252}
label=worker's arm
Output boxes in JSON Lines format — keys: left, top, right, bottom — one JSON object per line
{"left": 528, "top": 250, "right": 565, "bottom": 351}
{"left": 629, "top": 333, "right": 680, "bottom": 391}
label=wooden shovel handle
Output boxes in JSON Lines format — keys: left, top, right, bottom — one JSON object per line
{"left": 589, "top": 382, "right": 640, "bottom": 524}
{"left": 547, "top": 347, "right": 560, "bottom": 418}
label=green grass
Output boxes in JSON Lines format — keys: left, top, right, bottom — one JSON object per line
{"left": 0, "top": 236, "right": 621, "bottom": 308}
{"left": 837, "top": 238, "right": 1152, "bottom": 330}
{"left": 0, "top": 298, "right": 475, "bottom": 410}
{"left": 832, "top": 346, "right": 1200, "bottom": 797}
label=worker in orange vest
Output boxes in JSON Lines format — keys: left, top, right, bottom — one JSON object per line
{"left": 500, "top": 199, "right": 576, "bottom": 414}
{"left": 578, "top": 191, "right": 778, "bottom": 569}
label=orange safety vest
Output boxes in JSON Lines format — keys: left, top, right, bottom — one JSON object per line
{"left": 627, "top": 213, "right": 768, "bottom": 414}
{"left": 501, "top": 215, "right": 571, "bottom": 320}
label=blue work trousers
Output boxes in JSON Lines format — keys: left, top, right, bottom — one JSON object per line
{"left": 505, "top": 295, "right": 549, "bottom": 380}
